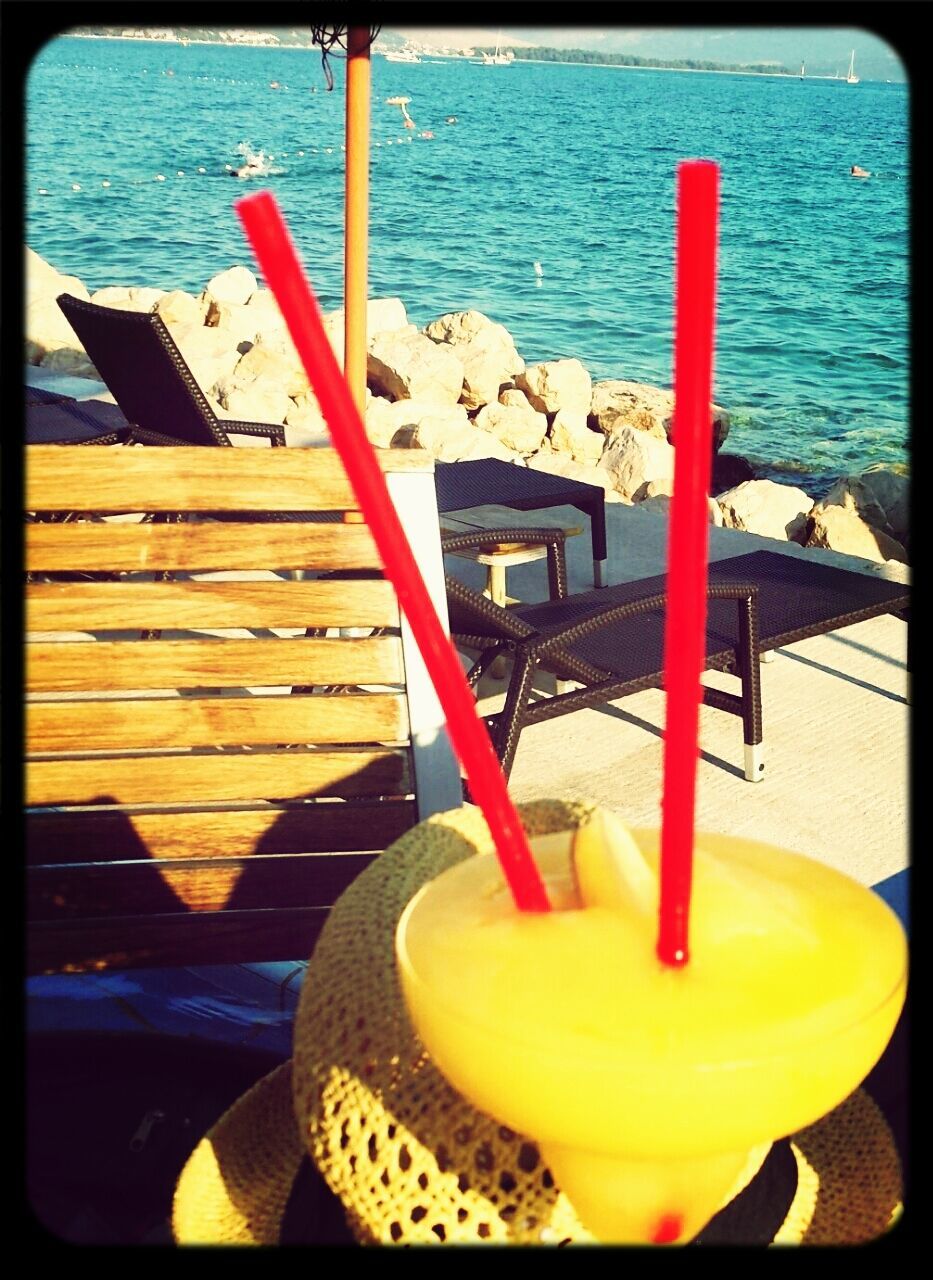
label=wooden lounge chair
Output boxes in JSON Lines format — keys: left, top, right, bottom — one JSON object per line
{"left": 25, "top": 444, "right": 463, "bottom": 974}
{"left": 444, "top": 546, "right": 910, "bottom": 783}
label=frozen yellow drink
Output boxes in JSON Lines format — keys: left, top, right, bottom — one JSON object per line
{"left": 395, "top": 810, "right": 907, "bottom": 1243}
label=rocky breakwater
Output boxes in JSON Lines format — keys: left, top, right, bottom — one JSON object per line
{"left": 26, "top": 246, "right": 908, "bottom": 567}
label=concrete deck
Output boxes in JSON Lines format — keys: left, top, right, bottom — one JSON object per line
{"left": 443, "top": 499, "right": 910, "bottom": 889}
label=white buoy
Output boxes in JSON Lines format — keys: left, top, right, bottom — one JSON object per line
{"left": 297, "top": 150, "right": 304, "bottom": 157}
{"left": 197, "top": 166, "right": 206, "bottom": 173}
{"left": 71, "top": 183, "right": 81, "bottom": 191}
{"left": 102, "top": 180, "right": 111, "bottom": 188}
{"left": 177, "top": 170, "right": 184, "bottom": 176}
{"left": 155, "top": 174, "right": 166, "bottom": 181}
{"left": 38, "top": 188, "right": 49, "bottom": 195}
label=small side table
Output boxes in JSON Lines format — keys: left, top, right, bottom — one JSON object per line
{"left": 442, "top": 528, "right": 583, "bottom": 609}
{"left": 443, "top": 528, "right": 582, "bottom": 677}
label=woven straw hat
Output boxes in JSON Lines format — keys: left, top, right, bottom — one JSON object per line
{"left": 173, "top": 800, "right": 904, "bottom": 1246}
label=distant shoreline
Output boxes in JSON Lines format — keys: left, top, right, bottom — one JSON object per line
{"left": 66, "top": 33, "right": 315, "bottom": 52}
{"left": 61, "top": 34, "right": 894, "bottom": 83}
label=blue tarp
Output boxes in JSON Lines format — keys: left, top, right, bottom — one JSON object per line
{"left": 26, "top": 870, "right": 908, "bottom": 1059}
{"left": 26, "top": 961, "right": 306, "bottom": 1060}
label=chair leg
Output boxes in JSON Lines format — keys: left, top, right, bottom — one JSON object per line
{"left": 737, "top": 597, "right": 765, "bottom": 783}
{"left": 744, "top": 742, "right": 765, "bottom": 783}
{"left": 467, "top": 646, "right": 509, "bottom": 691}
{"left": 495, "top": 652, "right": 538, "bottom": 780}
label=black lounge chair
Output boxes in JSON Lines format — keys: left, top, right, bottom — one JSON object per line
{"left": 26, "top": 394, "right": 133, "bottom": 447}
{"left": 444, "top": 546, "right": 909, "bottom": 783}
{"left": 56, "top": 293, "right": 286, "bottom": 447}
{"left": 434, "top": 458, "right": 608, "bottom": 588}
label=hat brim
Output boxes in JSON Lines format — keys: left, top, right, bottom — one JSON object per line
{"left": 173, "top": 1060, "right": 304, "bottom": 1246}
{"left": 172, "top": 1065, "right": 902, "bottom": 1246}
{"left": 173, "top": 802, "right": 904, "bottom": 1246}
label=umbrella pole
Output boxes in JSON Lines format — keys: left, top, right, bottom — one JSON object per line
{"left": 344, "top": 27, "right": 370, "bottom": 416}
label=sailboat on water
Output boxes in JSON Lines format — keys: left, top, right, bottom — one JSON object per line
{"left": 482, "top": 32, "right": 514, "bottom": 65}
{"left": 846, "top": 50, "right": 860, "bottom": 84}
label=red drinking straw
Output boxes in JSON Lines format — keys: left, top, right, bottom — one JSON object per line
{"left": 657, "top": 160, "right": 720, "bottom": 968}
{"left": 236, "top": 191, "right": 551, "bottom": 913}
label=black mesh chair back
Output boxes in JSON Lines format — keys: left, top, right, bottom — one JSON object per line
{"left": 57, "top": 294, "right": 232, "bottom": 446}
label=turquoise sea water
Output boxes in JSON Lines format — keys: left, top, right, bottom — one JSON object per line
{"left": 25, "top": 36, "right": 910, "bottom": 495}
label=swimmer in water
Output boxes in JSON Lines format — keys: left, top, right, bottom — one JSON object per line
{"left": 850, "top": 165, "right": 871, "bottom": 178}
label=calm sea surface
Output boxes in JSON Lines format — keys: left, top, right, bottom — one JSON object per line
{"left": 26, "top": 36, "right": 910, "bottom": 494}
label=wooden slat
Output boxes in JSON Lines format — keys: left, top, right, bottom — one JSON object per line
{"left": 26, "top": 749, "right": 411, "bottom": 806}
{"left": 27, "top": 908, "right": 335, "bottom": 974}
{"left": 26, "top": 444, "right": 433, "bottom": 512}
{"left": 26, "top": 636, "right": 403, "bottom": 691}
{"left": 26, "top": 521, "right": 381, "bottom": 572}
{"left": 26, "top": 579, "right": 399, "bottom": 631}
{"left": 29, "top": 851, "right": 375, "bottom": 917}
{"left": 26, "top": 801, "right": 418, "bottom": 864}
{"left": 27, "top": 692, "right": 409, "bottom": 753}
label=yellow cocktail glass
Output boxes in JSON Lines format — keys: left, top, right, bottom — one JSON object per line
{"left": 395, "top": 812, "right": 907, "bottom": 1243}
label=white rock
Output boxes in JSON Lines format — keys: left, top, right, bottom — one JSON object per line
{"left": 26, "top": 295, "right": 87, "bottom": 354}
{"left": 88, "top": 285, "right": 166, "bottom": 313}
{"left": 38, "top": 347, "right": 101, "bottom": 379}
{"left": 89, "top": 286, "right": 136, "bottom": 310}
{"left": 804, "top": 501, "right": 908, "bottom": 564}
{"left": 203, "top": 265, "right": 258, "bottom": 307}
{"left": 499, "top": 388, "right": 532, "bottom": 409}
{"left": 217, "top": 383, "right": 292, "bottom": 425}
{"left": 637, "top": 482, "right": 723, "bottom": 526}
{"left": 154, "top": 289, "right": 206, "bottom": 329}
{"left": 129, "top": 286, "right": 167, "bottom": 311}
{"left": 597, "top": 426, "right": 675, "bottom": 501}
{"left": 817, "top": 468, "right": 909, "bottom": 543}
{"left": 717, "top": 480, "right": 812, "bottom": 543}
{"left": 25, "top": 250, "right": 91, "bottom": 311}
{"left": 418, "top": 422, "right": 520, "bottom": 464}
{"left": 25, "top": 246, "right": 62, "bottom": 286}
{"left": 53, "top": 275, "right": 92, "bottom": 306}
{"left": 231, "top": 342, "right": 309, "bottom": 398}
{"left": 424, "top": 310, "right": 524, "bottom": 377}
{"left": 245, "top": 288, "right": 287, "bottom": 327}
{"left": 473, "top": 401, "right": 548, "bottom": 455}
{"left": 549, "top": 408, "right": 605, "bottom": 465}
{"left": 516, "top": 359, "right": 592, "bottom": 415}
{"left": 458, "top": 339, "right": 517, "bottom": 411}
{"left": 169, "top": 321, "right": 242, "bottom": 394}
{"left": 528, "top": 446, "right": 624, "bottom": 497}
{"left": 204, "top": 298, "right": 262, "bottom": 345}
{"left": 330, "top": 296, "right": 408, "bottom": 335}
{"left": 367, "top": 329, "right": 464, "bottom": 404}
{"left": 590, "top": 379, "right": 730, "bottom": 451}
{"left": 283, "top": 395, "right": 330, "bottom": 446}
